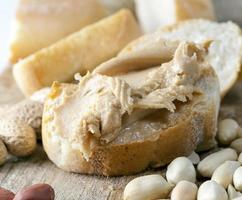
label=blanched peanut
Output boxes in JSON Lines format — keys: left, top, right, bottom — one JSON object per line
{"left": 218, "top": 119, "right": 239, "bottom": 145}
{"left": 197, "top": 180, "right": 228, "bottom": 200}
{"left": 230, "top": 138, "right": 242, "bottom": 153}
{"left": 211, "top": 161, "right": 240, "bottom": 188}
{"left": 239, "top": 153, "right": 242, "bottom": 164}
{"left": 233, "top": 197, "right": 242, "bottom": 200}
{"left": 238, "top": 127, "right": 242, "bottom": 138}
{"left": 187, "top": 151, "right": 200, "bottom": 165}
{"left": 233, "top": 167, "right": 242, "bottom": 192}
{"left": 170, "top": 180, "right": 197, "bottom": 200}
{"left": 166, "top": 157, "right": 196, "bottom": 184}
{"left": 123, "top": 174, "right": 173, "bottom": 200}
{"left": 197, "top": 148, "right": 237, "bottom": 177}
{"left": 227, "top": 184, "right": 242, "bottom": 199}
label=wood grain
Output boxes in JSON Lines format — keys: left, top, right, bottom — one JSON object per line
{"left": 0, "top": 66, "right": 241, "bottom": 199}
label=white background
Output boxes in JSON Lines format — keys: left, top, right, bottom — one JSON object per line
{"left": 0, "top": 1, "right": 17, "bottom": 72}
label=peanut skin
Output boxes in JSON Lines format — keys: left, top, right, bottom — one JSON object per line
{"left": 0, "top": 187, "right": 15, "bottom": 200}
{"left": 13, "top": 184, "right": 54, "bottom": 200}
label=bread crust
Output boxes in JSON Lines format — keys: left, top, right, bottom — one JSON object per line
{"left": 42, "top": 56, "right": 220, "bottom": 176}
{"left": 13, "top": 9, "right": 142, "bottom": 96}
{"left": 43, "top": 111, "right": 201, "bottom": 176}
{"left": 10, "top": 0, "right": 107, "bottom": 63}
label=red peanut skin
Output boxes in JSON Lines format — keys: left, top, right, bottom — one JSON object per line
{"left": 13, "top": 184, "right": 55, "bottom": 200}
{"left": 0, "top": 187, "right": 15, "bottom": 200}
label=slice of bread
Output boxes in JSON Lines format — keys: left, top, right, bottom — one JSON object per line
{"left": 10, "top": 0, "right": 107, "bottom": 63}
{"left": 122, "top": 19, "right": 242, "bottom": 96}
{"left": 135, "top": 0, "right": 215, "bottom": 32}
{"left": 13, "top": 9, "right": 141, "bottom": 96}
{"left": 42, "top": 42, "right": 220, "bottom": 176}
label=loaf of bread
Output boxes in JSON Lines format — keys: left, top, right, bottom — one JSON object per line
{"left": 121, "top": 19, "right": 242, "bottom": 96}
{"left": 13, "top": 9, "right": 142, "bottom": 96}
{"left": 135, "top": 0, "right": 215, "bottom": 32}
{"left": 42, "top": 42, "right": 220, "bottom": 176}
{"left": 10, "top": 0, "right": 107, "bottom": 63}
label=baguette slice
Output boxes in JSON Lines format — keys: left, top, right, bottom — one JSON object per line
{"left": 13, "top": 9, "right": 141, "bottom": 96}
{"left": 42, "top": 42, "right": 220, "bottom": 176}
{"left": 10, "top": 0, "right": 107, "bottom": 63}
{"left": 121, "top": 19, "right": 242, "bottom": 96}
{"left": 135, "top": 0, "right": 215, "bottom": 32}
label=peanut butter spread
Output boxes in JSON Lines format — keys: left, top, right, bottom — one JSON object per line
{"left": 49, "top": 42, "right": 205, "bottom": 160}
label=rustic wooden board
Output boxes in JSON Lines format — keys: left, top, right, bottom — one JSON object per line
{"left": 0, "top": 66, "right": 241, "bottom": 200}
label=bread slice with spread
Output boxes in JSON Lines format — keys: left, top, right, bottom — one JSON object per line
{"left": 42, "top": 42, "right": 220, "bottom": 176}
{"left": 122, "top": 19, "right": 242, "bottom": 96}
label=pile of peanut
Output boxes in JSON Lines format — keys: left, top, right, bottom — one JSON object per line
{"left": 123, "top": 118, "right": 242, "bottom": 200}
{"left": 0, "top": 88, "right": 50, "bottom": 166}
{"left": 0, "top": 183, "right": 54, "bottom": 200}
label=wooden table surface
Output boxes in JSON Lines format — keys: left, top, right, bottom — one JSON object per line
{"left": 0, "top": 67, "right": 241, "bottom": 200}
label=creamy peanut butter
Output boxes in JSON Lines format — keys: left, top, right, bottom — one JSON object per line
{"left": 51, "top": 42, "right": 205, "bottom": 160}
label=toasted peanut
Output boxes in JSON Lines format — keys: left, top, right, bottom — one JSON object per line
{"left": 230, "top": 138, "right": 242, "bottom": 153}
{"left": 123, "top": 174, "right": 173, "bottom": 200}
{"left": 233, "top": 167, "right": 242, "bottom": 192}
{"left": 170, "top": 180, "right": 197, "bottom": 200}
{"left": 166, "top": 157, "right": 196, "bottom": 184}
{"left": 197, "top": 148, "right": 237, "bottom": 177}
{"left": 227, "top": 184, "right": 242, "bottom": 199}
{"left": 197, "top": 180, "right": 228, "bottom": 200}
{"left": 13, "top": 183, "right": 54, "bottom": 200}
{"left": 218, "top": 119, "right": 239, "bottom": 145}
{"left": 187, "top": 151, "right": 200, "bottom": 165}
{"left": 0, "top": 187, "right": 15, "bottom": 200}
{"left": 211, "top": 161, "right": 240, "bottom": 188}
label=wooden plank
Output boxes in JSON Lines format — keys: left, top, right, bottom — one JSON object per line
{"left": 0, "top": 66, "right": 241, "bottom": 199}
{"left": 0, "top": 146, "right": 128, "bottom": 200}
